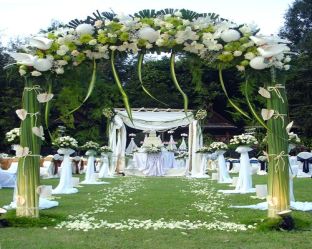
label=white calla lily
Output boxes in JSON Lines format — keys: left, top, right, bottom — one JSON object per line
{"left": 220, "top": 29, "right": 241, "bottom": 42}
{"left": 250, "top": 35, "right": 290, "bottom": 46}
{"left": 8, "top": 52, "right": 35, "bottom": 66}
{"left": 29, "top": 37, "right": 53, "bottom": 50}
{"left": 138, "top": 27, "right": 160, "bottom": 43}
{"left": 249, "top": 56, "right": 269, "bottom": 70}
{"left": 257, "top": 44, "right": 290, "bottom": 58}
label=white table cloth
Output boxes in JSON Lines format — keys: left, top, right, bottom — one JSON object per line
{"left": 144, "top": 153, "right": 165, "bottom": 176}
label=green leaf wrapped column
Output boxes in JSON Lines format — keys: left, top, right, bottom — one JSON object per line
{"left": 266, "top": 69, "right": 290, "bottom": 217}
{"left": 16, "top": 78, "right": 42, "bottom": 217}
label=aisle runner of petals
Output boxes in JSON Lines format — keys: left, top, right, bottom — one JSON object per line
{"left": 183, "top": 179, "right": 255, "bottom": 231}
{"left": 55, "top": 178, "right": 255, "bottom": 232}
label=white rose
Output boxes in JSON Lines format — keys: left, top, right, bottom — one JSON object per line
{"left": 221, "top": 29, "right": 241, "bottom": 42}
{"left": 244, "top": 52, "right": 256, "bottom": 60}
{"left": 88, "top": 39, "right": 97, "bottom": 46}
{"left": 55, "top": 67, "right": 64, "bottom": 74}
{"left": 76, "top": 23, "right": 94, "bottom": 35}
{"left": 233, "top": 51, "right": 242, "bottom": 57}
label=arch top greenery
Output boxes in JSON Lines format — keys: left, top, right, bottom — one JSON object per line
{"left": 8, "top": 9, "right": 293, "bottom": 219}
{"left": 10, "top": 9, "right": 291, "bottom": 77}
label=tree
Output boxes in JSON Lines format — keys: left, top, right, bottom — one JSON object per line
{"left": 280, "top": 0, "right": 312, "bottom": 140}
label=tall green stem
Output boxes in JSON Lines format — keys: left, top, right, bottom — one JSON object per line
{"left": 266, "top": 68, "right": 290, "bottom": 217}
{"left": 16, "top": 78, "right": 41, "bottom": 217}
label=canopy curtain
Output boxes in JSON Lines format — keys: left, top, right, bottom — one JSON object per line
{"left": 109, "top": 110, "right": 202, "bottom": 175}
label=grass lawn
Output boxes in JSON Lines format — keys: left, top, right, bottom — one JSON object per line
{"left": 0, "top": 174, "right": 311, "bottom": 249}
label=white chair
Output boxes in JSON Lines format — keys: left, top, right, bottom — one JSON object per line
{"left": 40, "top": 157, "right": 54, "bottom": 178}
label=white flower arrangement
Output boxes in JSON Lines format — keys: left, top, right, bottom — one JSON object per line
{"left": 8, "top": 10, "right": 291, "bottom": 78}
{"left": 209, "top": 142, "right": 228, "bottom": 151}
{"left": 5, "top": 128, "right": 20, "bottom": 143}
{"left": 129, "top": 133, "right": 136, "bottom": 137}
{"left": 175, "top": 151, "right": 188, "bottom": 159}
{"left": 102, "top": 108, "right": 114, "bottom": 119}
{"left": 181, "top": 133, "right": 188, "bottom": 137}
{"left": 99, "top": 145, "right": 112, "bottom": 153}
{"left": 288, "top": 132, "right": 301, "bottom": 144}
{"left": 196, "top": 146, "right": 212, "bottom": 153}
{"left": 229, "top": 134, "right": 258, "bottom": 147}
{"left": 53, "top": 136, "right": 78, "bottom": 148}
{"left": 167, "top": 130, "right": 174, "bottom": 134}
{"left": 81, "top": 141, "right": 100, "bottom": 151}
{"left": 144, "top": 145, "right": 162, "bottom": 154}
{"left": 195, "top": 109, "right": 207, "bottom": 120}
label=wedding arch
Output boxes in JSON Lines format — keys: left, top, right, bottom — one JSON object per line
{"left": 8, "top": 8, "right": 292, "bottom": 218}
{"left": 109, "top": 108, "right": 204, "bottom": 176}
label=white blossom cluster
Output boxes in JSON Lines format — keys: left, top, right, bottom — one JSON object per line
{"left": 81, "top": 141, "right": 100, "bottom": 151}
{"left": 102, "top": 108, "right": 114, "bottom": 119}
{"left": 9, "top": 10, "right": 292, "bottom": 78}
{"left": 5, "top": 128, "right": 20, "bottom": 143}
{"left": 196, "top": 146, "right": 212, "bottom": 153}
{"left": 288, "top": 132, "right": 301, "bottom": 144}
{"left": 52, "top": 136, "right": 78, "bottom": 148}
{"left": 99, "top": 145, "right": 112, "bottom": 153}
{"left": 175, "top": 151, "right": 189, "bottom": 159}
{"left": 208, "top": 142, "right": 228, "bottom": 151}
{"left": 144, "top": 144, "right": 162, "bottom": 153}
{"left": 195, "top": 109, "right": 207, "bottom": 120}
{"left": 229, "top": 134, "right": 258, "bottom": 147}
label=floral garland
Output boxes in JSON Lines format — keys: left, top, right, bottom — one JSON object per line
{"left": 229, "top": 134, "right": 258, "bottom": 147}
{"left": 8, "top": 10, "right": 291, "bottom": 79}
{"left": 52, "top": 136, "right": 78, "bottom": 148}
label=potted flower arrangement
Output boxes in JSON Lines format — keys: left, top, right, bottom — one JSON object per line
{"left": 208, "top": 142, "right": 228, "bottom": 152}
{"left": 229, "top": 134, "right": 258, "bottom": 150}
{"left": 196, "top": 146, "right": 212, "bottom": 154}
{"left": 99, "top": 145, "right": 112, "bottom": 154}
{"left": 81, "top": 141, "right": 100, "bottom": 155}
{"left": 52, "top": 136, "right": 78, "bottom": 149}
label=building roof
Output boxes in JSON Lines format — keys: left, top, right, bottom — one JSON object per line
{"left": 203, "top": 111, "right": 237, "bottom": 129}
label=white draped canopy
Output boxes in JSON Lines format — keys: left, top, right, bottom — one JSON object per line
{"left": 108, "top": 108, "right": 204, "bottom": 177}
